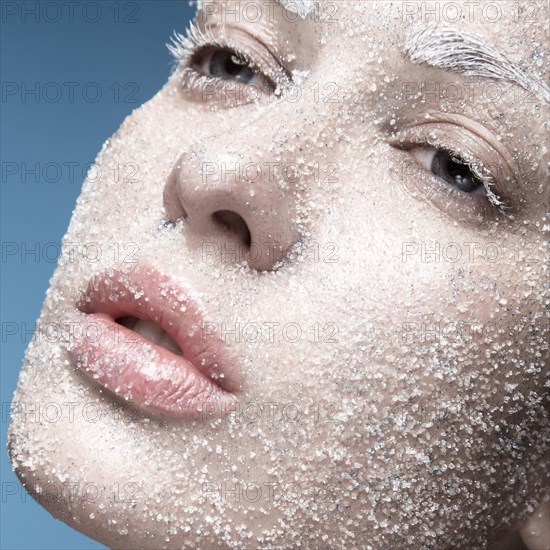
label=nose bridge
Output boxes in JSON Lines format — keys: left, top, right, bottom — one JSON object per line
{"left": 163, "top": 116, "right": 303, "bottom": 271}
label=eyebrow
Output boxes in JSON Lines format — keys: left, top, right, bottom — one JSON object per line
{"left": 276, "top": 0, "right": 316, "bottom": 18}
{"left": 405, "top": 24, "right": 550, "bottom": 104}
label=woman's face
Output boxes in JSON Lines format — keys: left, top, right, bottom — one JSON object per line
{"left": 9, "top": 1, "right": 549, "bottom": 548}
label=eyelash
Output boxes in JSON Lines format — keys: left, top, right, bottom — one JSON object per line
{"left": 167, "top": 22, "right": 280, "bottom": 96}
{"left": 401, "top": 139, "right": 509, "bottom": 213}
{"left": 170, "top": 24, "right": 248, "bottom": 69}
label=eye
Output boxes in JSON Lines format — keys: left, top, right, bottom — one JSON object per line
{"left": 409, "top": 147, "right": 487, "bottom": 196}
{"left": 192, "top": 47, "right": 274, "bottom": 90}
{"left": 208, "top": 50, "right": 254, "bottom": 83}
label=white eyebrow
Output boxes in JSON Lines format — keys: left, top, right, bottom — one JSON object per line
{"left": 405, "top": 24, "right": 550, "bottom": 104}
{"left": 277, "top": 0, "right": 317, "bottom": 18}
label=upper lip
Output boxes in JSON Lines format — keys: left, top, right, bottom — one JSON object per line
{"left": 69, "top": 265, "right": 239, "bottom": 418}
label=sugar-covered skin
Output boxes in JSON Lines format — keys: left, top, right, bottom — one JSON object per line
{"left": 8, "top": 1, "right": 549, "bottom": 548}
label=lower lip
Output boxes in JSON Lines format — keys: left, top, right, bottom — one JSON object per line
{"left": 68, "top": 311, "right": 237, "bottom": 419}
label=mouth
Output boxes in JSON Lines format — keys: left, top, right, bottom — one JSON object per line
{"left": 68, "top": 266, "right": 239, "bottom": 419}
{"left": 116, "top": 316, "right": 184, "bottom": 356}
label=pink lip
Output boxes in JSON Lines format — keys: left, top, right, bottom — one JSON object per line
{"left": 68, "top": 265, "right": 239, "bottom": 419}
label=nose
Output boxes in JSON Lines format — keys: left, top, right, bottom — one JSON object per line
{"left": 163, "top": 143, "right": 301, "bottom": 271}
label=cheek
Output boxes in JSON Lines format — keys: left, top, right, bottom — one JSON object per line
{"left": 76, "top": 82, "right": 218, "bottom": 231}
{"left": 309, "top": 144, "right": 548, "bottom": 446}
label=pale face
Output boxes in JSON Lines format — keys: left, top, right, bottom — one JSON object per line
{"left": 8, "top": 1, "right": 550, "bottom": 548}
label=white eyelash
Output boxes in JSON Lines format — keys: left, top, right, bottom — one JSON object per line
{"left": 179, "top": 67, "right": 209, "bottom": 93}
{"left": 472, "top": 169, "right": 506, "bottom": 210}
{"left": 457, "top": 155, "right": 508, "bottom": 210}
{"left": 166, "top": 20, "right": 289, "bottom": 95}
{"left": 413, "top": 138, "right": 509, "bottom": 211}
{"left": 167, "top": 21, "right": 229, "bottom": 68}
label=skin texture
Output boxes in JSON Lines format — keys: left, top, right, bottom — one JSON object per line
{"left": 7, "top": 1, "right": 550, "bottom": 548}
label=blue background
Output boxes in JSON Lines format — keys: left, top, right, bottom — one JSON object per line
{"left": 1, "top": 2, "right": 195, "bottom": 548}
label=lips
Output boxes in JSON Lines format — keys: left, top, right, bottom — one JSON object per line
{"left": 68, "top": 265, "right": 239, "bottom": 418}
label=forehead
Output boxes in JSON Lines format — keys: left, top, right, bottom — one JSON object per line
{"left": 198, "top": 0, "right": 548, "bottom": 68}
{"left": 341, "top": 1, "right": 547, "bottom": 64}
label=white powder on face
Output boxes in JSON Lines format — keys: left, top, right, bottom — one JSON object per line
{"left": 195, "top": 0, "right": 317, "bottom": 19}
{"left": 7, "top": 2, "right": 550, "bottom": 549}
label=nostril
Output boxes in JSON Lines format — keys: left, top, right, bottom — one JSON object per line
{"left": 212, "top": 210, "right": 252, "bottom": 248}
